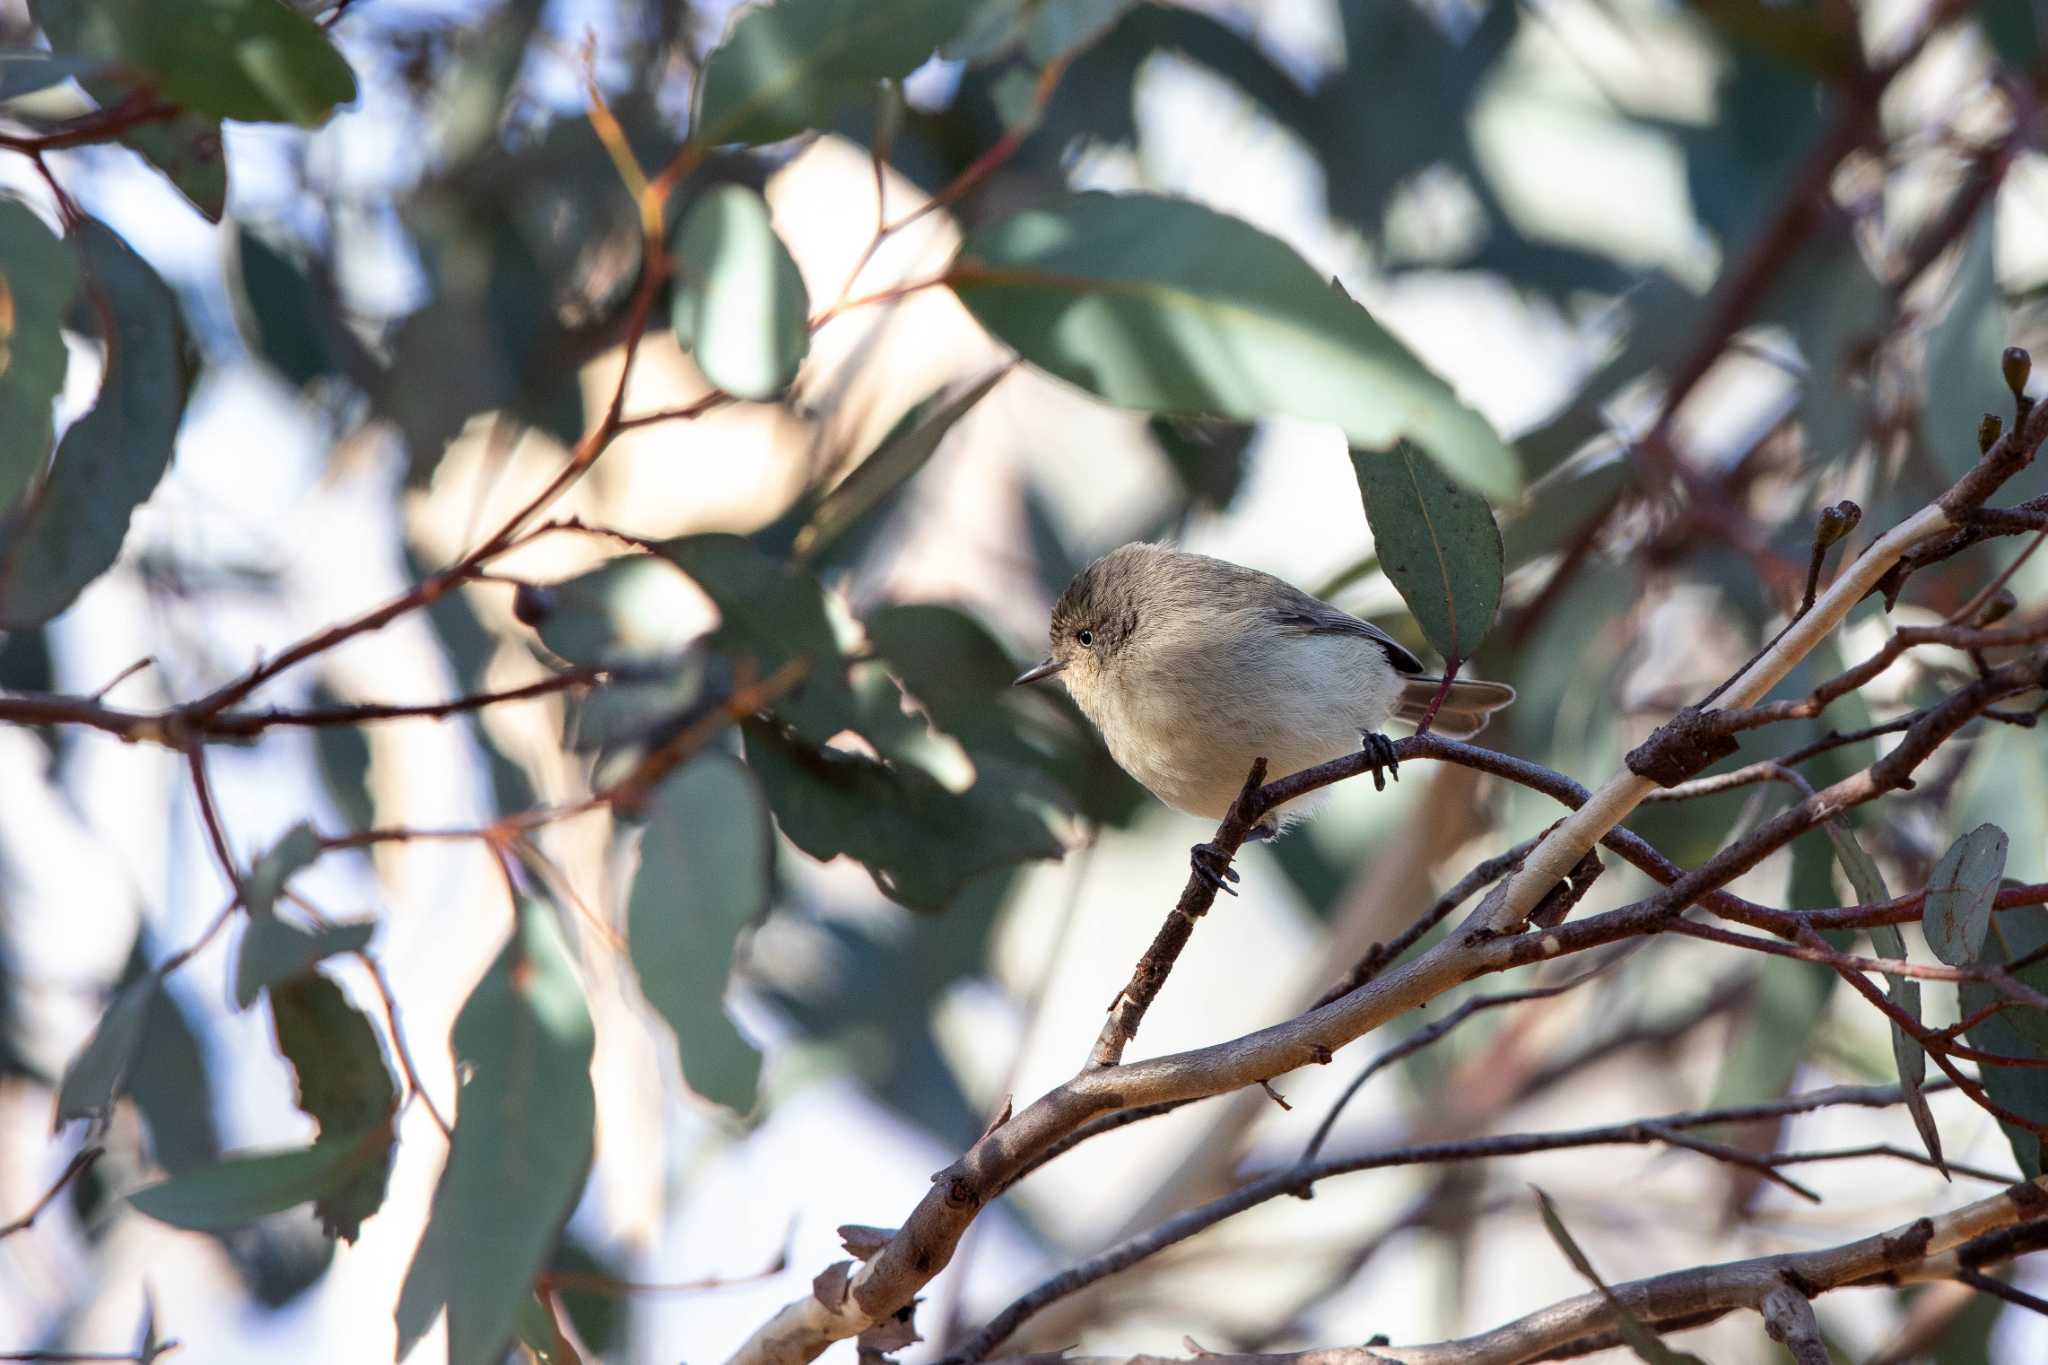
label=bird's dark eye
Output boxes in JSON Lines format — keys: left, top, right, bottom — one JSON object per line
{"left": 1076, "top": 628, "right": 1094, "bottom": 647}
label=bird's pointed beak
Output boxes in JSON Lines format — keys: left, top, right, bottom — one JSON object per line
{"left": 1013, "top": 657, "right": 1067, "bottom": 686}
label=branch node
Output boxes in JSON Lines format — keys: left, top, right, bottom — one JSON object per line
{"left": 1626, "top": 706, "right": 1742, "bottom": 788}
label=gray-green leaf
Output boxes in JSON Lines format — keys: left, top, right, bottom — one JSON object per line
{"left": 1354, "top": 439, "right": 1504, "bottom": 662}
{"left": 54, "top": 973, "right": 158, "bottom": 1130}
{"left": 671, "top": 185, "right": 810, "bottom": 400}
{"left": 949, "top": 192, "right": 1519, "bottom": 499}
{"left": 0, "top": 198, "right": 78, "bottom": 510}
{"left": 628, "top": 753, "right": 770, "bottom": 1114}
{"left": 128, "top": 1136, "right": 384, "bottom": 1232}
{"left": 233, "top": 918, "right": 374, "bottom": 1009}
{"left": 1924, "top": 823, "right": 2008, "bottom": 967}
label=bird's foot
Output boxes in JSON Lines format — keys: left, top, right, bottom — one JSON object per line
{"left": 1244, "top": 820, "right": 1279, "bottom": 844}
{"left": 1190, "top": 841, "right": 1241, "bottom": 896}
{"left": 1359, "top": 731, "right": 1401, "bottom": 791}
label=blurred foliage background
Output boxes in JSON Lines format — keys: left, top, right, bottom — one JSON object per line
{"left": 4, "top": 0, "right": 2048, "bottom": 1362}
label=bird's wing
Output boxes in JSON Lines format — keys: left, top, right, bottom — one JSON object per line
{"left": 1266, "top": 597, "right": 1426, "bottom": 674}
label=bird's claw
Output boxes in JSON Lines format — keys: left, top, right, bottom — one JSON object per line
{"left": 1190, "top": 841, "right": 1241, "bottom": 896}
{"left": 1359, "top": 730, "right": 1401, "bottom": 792}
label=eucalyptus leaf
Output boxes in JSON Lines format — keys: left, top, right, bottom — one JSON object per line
{"left": 0, "top": 50, "right": 102, "bottom": 101}
{"left": 670, "top": 185, "right": 809, "bottom": 400}
{"left": 695, "top": 0, "right": 977, "bottom": 145}
{"left": 0, "top": 218, "right": 189, "bottom": 629}
{"left": 526, "top": 555, "right": 704, "bottom": 669}
{"left": 1921, "top": 214, "right": 2011, "bottom": 481}
{"left": 395, "top": 898, "right": 594, "bottom": 1365}
{"left": 233, "top": 918, "right": 373, "bottom": 1009}
{"left": 628, "top": 754, "right": 770, "bottom": 1113}
{"left": 1961, "top": 905, "right": 2048, "bottom": 1177}
{"left": 1354, "top": 440, "right": 1504, "bottom": 662}
{"left": 949, "top": 192, "right": 1519, "bottom": 499}
{"left": 88, "top": 0, "right": 357, "bottom": 126}
{"left": 1924, "top": 823, "right": 2008, "bottom": 967}
{"left": 128, "top": 1136, "right": 384, "bottom": 1233}
{"left": 54, "top": 973, "right": 158, "bottom": 1130}
{"left": 270, "top": 974, "right": 396, "bottom": 1238}
{"left": 0, "top": 198, "right": 76, "bottom": 509}
{"left": 244, "top": 821, "right": 322, "bottom": 919}
{"left": 1533, "top": 1188, "right": 1710, "bottom": 1365}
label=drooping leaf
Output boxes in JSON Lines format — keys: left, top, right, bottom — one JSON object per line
{"left": 743, "top": 718, "right": 1062, "bottom": 913}
{"left": 0, "top": 198, "right": 77, "bottom": 509}
{"left": 1921, "top": 213, "right": 2011, "bottom": 481}
{"left": 91, "top": 0, "right": 357, "bottom": 126}
{"left": 670, "top": 185, "right": 809, "bottom": 401}
{"left": 233, "top": 918, "right": 374, "bottom": 1009}
{"left": 629, "top": 754, "right": 769, "bottom": 1114}
{"left": 659, "top": 533, "right": 854, "bottom": 744}
{"left": 0, "top": 218, "right": 189, "bottom": 629}
{"left": 516, "top": 1292, "right": 586, "bottom": 1365}
{"left": 948, "top": 192, "right": 1519, "bottom": 499}
{"left": 1533, "top": 1188, "right": 1711, "bottom": 1365}
{"left": 119, "top": 111, "right": 229, "bottom": 222}
{"left": 1353, "top": 439, "right": 1504, "bottom": 663}
{"left": 128, "top": 1135, "right": 387, "bottom": 1233}
{"left": 524, "top": 555, "right": 704, "bottom": 670}
{"left": 1962, "top": 904, "right": 2048, "bottom": 1177}
{"left": 1924, "top": 823, "right": 2009, "bottom": 967}
{"left": 395, "top": 899, "right": 595, "bottom": 1365}
{"left": 792, "top": 368, "right": 1008, "bottom": 563}
{"left": 1825, "top": 819, "right": 1947, "bottom": 1176}
{"left": 53, "top": 973, "right": 158, "bottom": 1130}
{"left": 270, "top": 974, "right": 396, "bottom": 1238}
{"left": 695, "top": 0, "right": 977, "bottom": 146}
{"left": 128, "top": 958, "right": 222, "bottom": 1175}
{"left": 244, "top": 821, "right": 323, "bottom": 920}
{"left": 237, "top": 228, "right": 346, "bottom": 386}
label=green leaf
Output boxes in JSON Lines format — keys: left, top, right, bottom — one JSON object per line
{"left": 629, "top": 754, "right": 770, "bottom": 1114}
{"left": 1825, "top": 819, "right": 1947, "bottom": 1176}
{"left": 1353, "top": 439, "right": 1504, "bottom": 662}
{"left": 311, "top": 686, "right": 375, "bottom": 830}
{"left": 949, "top": 192, "right": 1519, "bottom": 499}
{"left": 128, "top": 1135, "right": 386, "bottom": 1232}
{"left": 695, "top": 0, "right": 976, "bottom": 146}
{"left": 1962, "top": 905, "right": 2048, "bottom": 1177}
{"left": 743, "top": 718, "right": 1062, "bottom": 913}
{"left": 516, "top": 1292, "right": 586, "bottom": 1365}
{"left": 95, "top": 0, "right": 357, "bottom": 126}
{"left": 1533, "top": 1189, "right": 1711, "bottom": 1365}
{"left": 244, "top": 821, "right": 323, "bottom": 919}
{"left": 525, "top": 555, "right": 705, "bottom": 669}
{"left": 237, "top": 228, "right": 342, "bottom": 385}
{"left": 660, "top": 533, "right": 855, "bottom": 745}
{"left": 233, "top": 918, "right": 374, "bottom": 1009}
{"left": 54, "top": 973, "right": 158, "bottom": 1130}
{"left": 0, "top": 50, "right": 103, "bottom": 100}
{"left": 0, "top": 218, "right": 188, "bottom": 629}
{"left": 0, "top": 198, "right": 77, "bottom": 510}
{"left": 1022, "top": 0, "right": 1133, "bottom": 61}
{"left": 1924, "top": 823, "right": 2009, "bottom": 967}
{"left": 1979, "top": 0, "right": 2048, "bottom": 74}
{"left": 120, "top": 111, "right": 229, "bottom": 223}
{"left": 670, "top": 185, "right": 810, "bottom": 401}
{"left": 1921, "top": 213, "right": 2011, "bottom": 481}
{"left": 270, "top": 974, "right": 396, "bottom": 1238}
{"left": 793, "top": 368, "right": 1008, "bottom": 562}
{"left": 395, "top": 898, "right": 595, "bottom": 1365}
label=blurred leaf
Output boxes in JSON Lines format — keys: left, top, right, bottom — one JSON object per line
{"left": 119, "top": 111, "right": 229, "bottom": 222}
{"left": 670, "top": 185, "right": 810, "bottom": 400}
{"left": 1023, "top": 0, "right": 1132, "bottom": 61}
{"left": 949, "top": 191, "right": 1519, "bottom": 499}
{"left": 629, "top": 753, "right": 770, "bottom": 1114}
{"left": 0, "top": 218, "right": 189, "bottom": 629}
{"left": 1354, "top": 439, "right": 1504, "bottom": 662}
{"left": 1922, "top": 213, "right": 2010, "bottom": 481}
{"left": 233, "top": 918, "right": 373, "bottom": 1010}
{"left": 86, "top": 0, "right": 357, "bottom": 126}
{"left": 1826, "top": 818, "right": 1946, "bottom": 1175}
{"left": 1150, "top": 415, "right": 1254, "bottom": 512}
{"left": 1762, "top": 210, "right": 1888, "bottom": 464}
{"left": 270, "top": 974, "right": 396, "bottom": 1238}
{"left": 0, "top": 198, "right": 77, "bottom": 509}
{"left": 128, "top": 1135, "right": 387, "bottom": 1233}
{"left": 0, "top": 49, "right": 102, "bottom": 100}
{"left": 128, "top": 965, "right": 220, "bottom": 1175}
{"left": 1682, "top": 47, "right": 1822, "bottom": 248}
{"left": 1533, "top": 1188, "right": 1710, "bottom": 1364}
{"left": 516, "top": 1292, "right": 585, "bottom": 1365}
{"left": 743, "top": 718, "right": 1062, "bottom": 913}
{"left": 546, "top": 1241, "right": 625, "bottom": 1360}
{"left": 791, "top": 368, "right": 1008, "bottom": 563}
{"left": 244, "top": 821, "right": 322, "bottom": 920}
{"left": 54, "top": 972, "right": 157, "bottom": 1130}
{"left": 696, "top": 0, "right": 976, "bottom": 145}
{"left": 526, "top": 555, "right": 703, "bottom": 669}
{"left": 395, "top": 898, "right": 595, "bottom": 1364}
{"left": 863, "top": 601, "right": 1144, "bottom": 823}
{"left": 1924, "top": 824, "right": 2009, "bottom": 967}
{"left": 311, "top": 687, "right": 375, "bottom": 830}
{"left": 1962, "top": 905, "right": 2048, "bottom": 1176}
{"left": 1692, "top": 0, "right": 1862, "bottom": 76}
{"left": 236, "top": 228, "right": 346, "bottom": 387}
{"left": 1980, "top": 0, "right": 2048, "bottom": 74}
{"left": 661, "top": 533, "right": 854, "bottom": 745}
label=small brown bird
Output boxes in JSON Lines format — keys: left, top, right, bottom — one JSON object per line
{"left": 1016, "top": 543, "right": 1514, "bottom": 888}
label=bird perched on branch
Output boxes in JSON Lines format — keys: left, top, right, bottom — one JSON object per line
{"left": 1015, "top": 543, "right": 1514, "bottom": 891}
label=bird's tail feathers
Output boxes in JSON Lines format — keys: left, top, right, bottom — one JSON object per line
{"left": 1394, "top": 677, "right": 1516, "bottom": 740}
